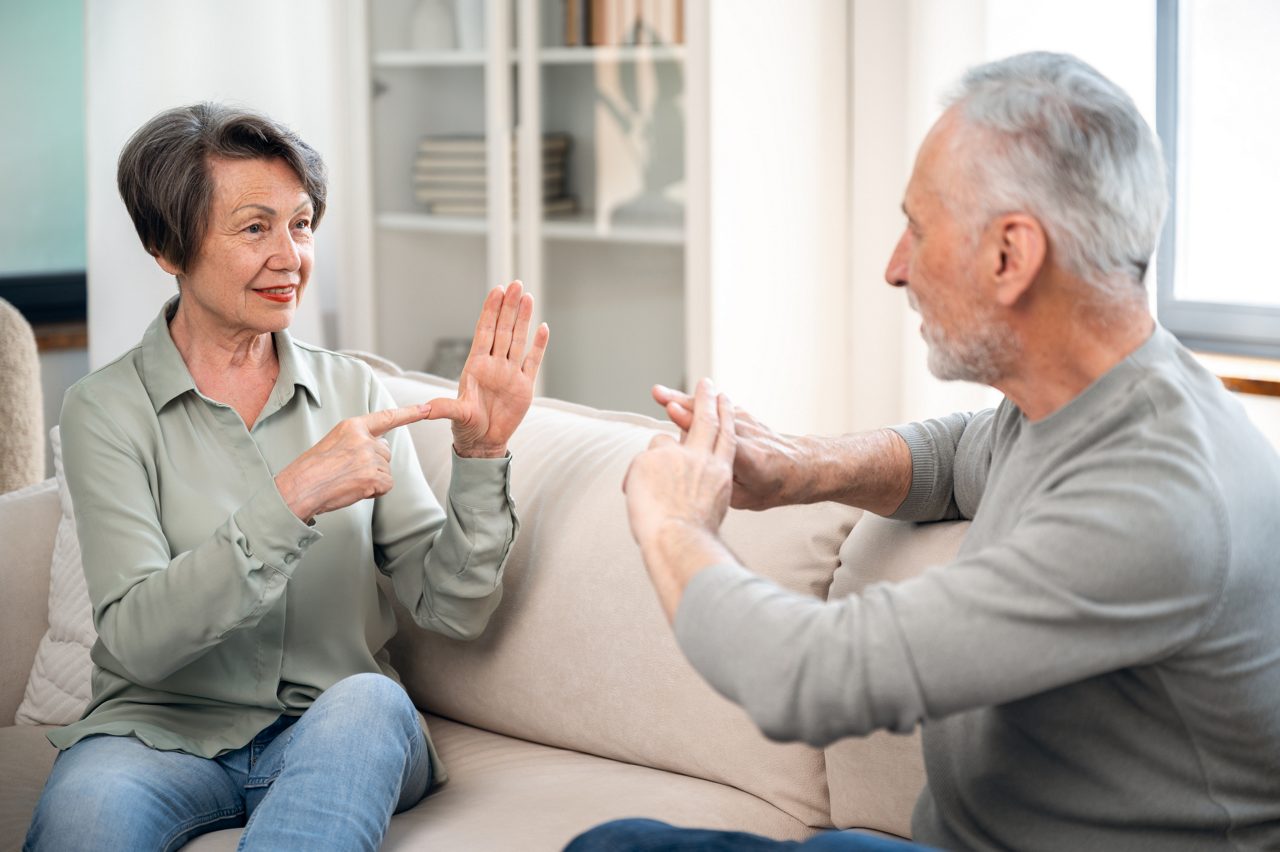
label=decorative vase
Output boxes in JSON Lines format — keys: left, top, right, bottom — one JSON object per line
{"left": 454, "top": 0, "right": 485, "bottom": 51}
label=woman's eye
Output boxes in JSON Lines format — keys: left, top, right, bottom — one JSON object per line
{"left": 246, "top": 223, "right": 263, "bottom": 235}
{"left": 294, "top": 219, "right": 311, "bottom": 230}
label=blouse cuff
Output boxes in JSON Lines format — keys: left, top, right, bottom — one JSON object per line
{"left": 232, "top": 482, "right": 324, "bottom": 576}
{"left": 448, "top": 448, "right": 513, "bottom": 510}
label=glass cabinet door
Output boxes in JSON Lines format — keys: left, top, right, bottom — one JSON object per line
{"left": 366, "top": 0, "right": 686, "bottom": 413}
{"left": 528, "top": 0, "right": 687, "bottom": 413}
{"left": 367, "top": 0, "right": 506, "bottom": 380}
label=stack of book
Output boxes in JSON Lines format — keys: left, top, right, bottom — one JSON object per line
{"left": 413, "top": 134, "right": 577, "bottom": 217}
{"left": 564, "top": 0, "right": 684, "bottom": 47}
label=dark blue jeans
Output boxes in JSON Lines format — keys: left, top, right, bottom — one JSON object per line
{"left": 566, "top": 819, "right": 934, "bottom": 851}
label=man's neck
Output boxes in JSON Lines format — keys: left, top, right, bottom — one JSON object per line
{"left": 996, "top": 288, "right": 1155, "bottom": 422}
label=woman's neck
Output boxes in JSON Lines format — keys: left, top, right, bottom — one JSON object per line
{"left": 168, "top": 298, "right": 278, "bottom": 375}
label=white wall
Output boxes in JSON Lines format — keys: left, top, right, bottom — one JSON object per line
{"left": 694, "top": 0, "right": 850, "bottom": 436}
{"left": 84, "top": 0, "right": 361, "bottom": 368}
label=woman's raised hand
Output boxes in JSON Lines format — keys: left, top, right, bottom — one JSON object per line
{"left": 274, "top": 405, "right": 431, "bottom": 521}
{"left": 426, "top": 281, "right": 550, "bottom": 458}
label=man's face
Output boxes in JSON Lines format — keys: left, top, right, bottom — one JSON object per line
{"left": 884, "top": 114, "right": 1018, "bottom": 385}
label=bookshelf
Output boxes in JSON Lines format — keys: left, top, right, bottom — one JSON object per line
{"left": 343, "top": 0, "right": 852, "bottom": 431}
{"left": 359, "top": 0, "right": 689, "bottom": 413}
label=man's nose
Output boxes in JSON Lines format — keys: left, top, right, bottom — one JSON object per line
{"left": 885, "top": 230, "right": 910, "bottom": 288}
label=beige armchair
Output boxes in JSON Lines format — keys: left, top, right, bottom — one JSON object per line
{"left": 0, "top": 298, "right": 44, "bottom": 494}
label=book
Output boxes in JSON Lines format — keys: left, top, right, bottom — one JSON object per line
{"left": 417, "top": 133, "right": 571, "bottom": 157}
{"left": 412, "top": 179, "right": 567, "bottom": 204}
{"left": 422, "top": 196, "right": 579, "bottom": 217}
{"left": 412, "top": 169, "right": 566, "bottom": 186}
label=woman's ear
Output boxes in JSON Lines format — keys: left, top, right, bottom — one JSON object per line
{"left": 152, "top": 250, "right": 182, "bottom": 279}
{"left": 990, "top": 212, "right": 1046, "bottom": 307}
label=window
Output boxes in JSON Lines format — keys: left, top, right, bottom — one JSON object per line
{"left": 1156, "top": 0, "right": 1280, "bottom": 357}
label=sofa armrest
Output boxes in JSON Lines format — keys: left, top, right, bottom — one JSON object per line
{"left": 0, "top": 478, "right": 58, "bottom": 725}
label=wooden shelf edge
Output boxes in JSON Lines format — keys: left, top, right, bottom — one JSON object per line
{"left": 34, "top": 321, "right": 88, "bottom": 353}
{"left": 1193, "top": 351, "right": 1280, "bottom": 398}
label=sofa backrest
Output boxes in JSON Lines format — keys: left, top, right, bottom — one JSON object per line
{"left": 364, "top": 358, "right": 861, "bottom": 829}
{"left": 823, "top": 513, "right": 970, "bottom": 837}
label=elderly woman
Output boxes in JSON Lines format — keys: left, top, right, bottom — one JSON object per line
{"left": 24, "top": 104, "right": 548, "bottom": 851}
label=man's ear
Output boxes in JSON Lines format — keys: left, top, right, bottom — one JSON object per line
{"left": 988, "top": 213, "right": 1046, "bottom": 307}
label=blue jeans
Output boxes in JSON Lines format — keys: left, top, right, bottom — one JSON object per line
{"left": 566, "top": 819, "right": 935, "bottom": 851}
{"left": 24, "top": 673, "right": 432, "bottom": 852}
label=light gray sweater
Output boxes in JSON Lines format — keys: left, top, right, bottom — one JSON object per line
{"left": 676, "top": 327, "right": 1280, "bottom": 850}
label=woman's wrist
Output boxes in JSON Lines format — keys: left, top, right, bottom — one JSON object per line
{"left": 454, "top": 442, "right": 508, "bottom": 459}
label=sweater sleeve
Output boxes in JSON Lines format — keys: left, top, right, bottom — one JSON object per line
{"left": 674, "top": 446, "right": 1227, "bottom": 747}
{"left": 370, "top": 379, "right": 517, "bottom": 640}
{"left": 889, "top": 408, "right": 997, "bottom": 521}
{"left": 62, "top": 382, "right": 320, "bottom": 686}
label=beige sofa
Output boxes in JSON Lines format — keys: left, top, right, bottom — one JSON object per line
{"left": 0, "top": 354, "right": 970, "bottom": 851}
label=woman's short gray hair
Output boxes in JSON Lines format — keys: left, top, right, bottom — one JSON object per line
{"left": 117, "top": 103, "right": 327, "bottom": 273}
{"left": 947, "top": 51, "right": 1167, "bottom": 291}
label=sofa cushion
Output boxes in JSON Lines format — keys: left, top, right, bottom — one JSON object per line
{"left": 15, "top": 428, "right": 95, "bottom": 727}
{"left": 362, "top": 359, "right": 861, "bottom": 829}
{"left": 0, "top": 724, "right": 58, "bottom": 850}
{"left": 823, "top": 513, "right": 970, "bottom": 837}
{"left": 0, "top": 479, "right": 58, "bottom": 726}
{"left": 183, "top": 715, "right": 816, "bottom": 851}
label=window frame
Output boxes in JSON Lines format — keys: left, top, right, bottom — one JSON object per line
{"left": 1155, "top": 0, "right": 1280, "bottom": 358}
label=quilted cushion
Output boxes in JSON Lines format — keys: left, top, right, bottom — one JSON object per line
{"left": 16, "top": 427, "right": 95, "bottom": 726}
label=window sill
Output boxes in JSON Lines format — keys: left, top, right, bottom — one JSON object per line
{"left": 1193, "top": 351, "right": 1280, "bottom": 398}
{"left": 34, "top": 321, "right": 88, "bottom": 353}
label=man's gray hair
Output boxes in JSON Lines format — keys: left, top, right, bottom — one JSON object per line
{"left": 947, "top": 51, "right": 1167, "bottom": 292}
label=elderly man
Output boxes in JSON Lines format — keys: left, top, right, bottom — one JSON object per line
{"left": 570, "top": 52, "right": 1280, "bottom": 851}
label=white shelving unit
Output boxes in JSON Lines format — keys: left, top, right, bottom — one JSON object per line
{"left": 345, "top": 0, "right": 852, "bottom": 432}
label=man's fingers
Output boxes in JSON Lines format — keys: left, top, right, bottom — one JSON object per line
{"left": 649, "top": 433, "right": 678, "bottom": 450}
{"left": 684, "top": 378, "right": 719, "bottom": 450}
{"left": 361, "top": 404, "right": 431, "bottom": 437}
{"left": 714, "top": 393, "right": 736, "bottom": 463}
{"left": 664, "top": 400, "right": 693, "bottom": 432}
{"left": 521, "top": 322, "right": 550, "bottom": 380}
{"left": 469, "top": 286, "right": 505, "bottom": 358}
{"left": 652, "top": 384, "right": 692, "bottom": 409}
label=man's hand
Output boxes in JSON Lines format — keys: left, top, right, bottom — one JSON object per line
{"left": 654, "top": 384, "right": 915, "bottom": 517}
{"left": 275, "top": 405, "right": 431, "bottom": 522}
{"left": 624, "top": 380, "right": 741, "bottom": 619}
{"left": 652, "top": 384, "right": 810, "bottom": 511}
{"left": 426, "top": 281, "right": 549, "bottom": 458}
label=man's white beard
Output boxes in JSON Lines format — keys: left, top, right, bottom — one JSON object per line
{"left": 923, "top": 319, "right": 1015, "bottom": 385}
{"left": 910, "top": 289, "right": 1018, "bottom": 385}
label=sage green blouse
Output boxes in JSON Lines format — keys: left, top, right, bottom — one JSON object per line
{"left": 48, "top": 299, "right": 517, "bottom": 786}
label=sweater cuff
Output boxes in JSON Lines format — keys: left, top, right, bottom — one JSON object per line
{"left": 232, "top": 482, "right": 323, "bottom": 576}
{"left": 887, "top": 423, "right": 939, "bottom": 521}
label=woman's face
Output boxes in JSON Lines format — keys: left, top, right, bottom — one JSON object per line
{"left": 164, "top": 156, "right": 314, "bottom": 338}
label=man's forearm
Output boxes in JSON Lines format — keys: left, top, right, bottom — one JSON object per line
{"left": 790, "top": 428, "right": 912, "bottom": 516}
{"left": 639, "top": 520, "right": 739, "bottom": 622}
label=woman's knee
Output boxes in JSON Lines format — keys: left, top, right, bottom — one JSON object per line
{"left": 326, "top": 672, "right": 414, "bottom": 713}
